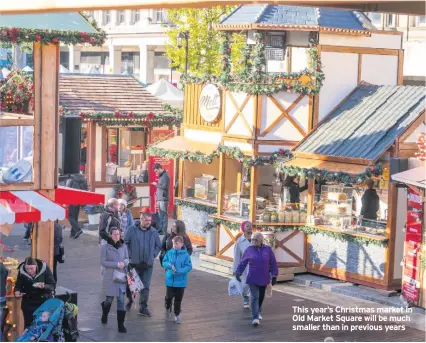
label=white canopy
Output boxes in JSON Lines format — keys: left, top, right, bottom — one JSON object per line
{"left": 392, "top": 166, "right": 426, "bottom": 189}
{"left": 59, "top": 65, "right": 70, "bottom": 73}
{"left": 87, "top": 65, "right": 101, "bottom": 74}
{"left": 146, "top": 78, "right": 184, "bottom": 110}
{"left": 22, "top": 66, "right": 33, "bottom": 72}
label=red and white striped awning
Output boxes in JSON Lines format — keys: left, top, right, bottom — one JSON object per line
{"left": 0, "top": 187, "right": 105, "bottom": 225}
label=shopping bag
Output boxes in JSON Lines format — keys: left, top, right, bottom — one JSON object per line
{"left": 127, "top": 268, "right": 144, "bottom": 298}
{"left": 266, "top": 283, "right": 273, "bottom": 298}
{"left": 228, "top": 277, "right": 243, "bottom": 296}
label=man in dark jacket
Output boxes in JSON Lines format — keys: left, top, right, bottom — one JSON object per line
{"left": 124, "top": 212, "right": 161, "bottom": 317}
{"left": 361, "top": 179, "right": 380, "bottom": 221}
{"left": 99, "top": 198, "right": 120, "bottom": 243}
{"left": 66, "top": 174, "right": 89, "bottom": 239}
{"left": 152, "top": 163, "right": 170, "bottom": 235}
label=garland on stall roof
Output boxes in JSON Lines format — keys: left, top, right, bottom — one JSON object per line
{"left": 60, "top": 105, "right": 183, "bottom": 127}
{"left": 211, "top": 217, "right": 242, "bottom": 231}
{"left": 180, "top": 31, "right": 324, "bottom": 96}
{"left": 113, "top": 183, "right": 137, "bottom": 208}
{"left": 0, "top": 26, "right": 106, "bottom": 46}
{"left": 175, "top": 199, "right": 217, "bottom": 214}
{"left": 146, "top": 143, "right": 292, "bottom": 166}
{"left": 276, "top": 161, "right": 384, "bottom": 185}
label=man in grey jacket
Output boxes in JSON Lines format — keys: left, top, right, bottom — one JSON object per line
{"left": 233, "top": 221, "right": 253, "bottom": 309}
{"left": 152, "top": 163, "right": 170, "bottom": 234}
{"left": 124, "top": 212, "right": 161, "bottom": 317}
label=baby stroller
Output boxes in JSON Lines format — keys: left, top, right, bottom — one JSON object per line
{"left": 16, "top": 296, "right": 78, "bottom": 342}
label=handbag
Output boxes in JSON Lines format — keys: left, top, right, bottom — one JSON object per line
{"left": 113, "top": 269, "right": 127, "bottom": 284}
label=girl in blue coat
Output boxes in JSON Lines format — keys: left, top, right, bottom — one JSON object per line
{"left": 162, "top": 235, "right": 192, "bottom": 324}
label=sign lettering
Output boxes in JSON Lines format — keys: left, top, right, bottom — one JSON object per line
{"left": 199, "top": 84, "right": 221, "bottom": 123}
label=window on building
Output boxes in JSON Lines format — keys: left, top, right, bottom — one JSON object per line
{"left": 131, "top": 10, "right": 141, "bottom": 24}
{"left": 117, "top": 10, "right": 125, "bottom": 25}
{"left": 103, "top": 10, "right": 111, "bottom": 25}
{"left": 60, "top": 51, "right": 70, "bottom": 70}
{"left": 154, "top": 52, "right": 170, "bottom": 69}
{"left": 367, "top": 12, "right": 382, "bottom": 27}
{"left": 156, "top": 9, "right": 167, "bottom": 23}
{"left": 121, "top": 52, "right": 140, "bottom": 74}
{"left": 80, "top": 52, "right": 109, "bottom": 65}
{"left": 386, "top": 14, "right": 396, "bottom": 27}
{"left": 418, "top": 15, "right": 426, "bottom": 26}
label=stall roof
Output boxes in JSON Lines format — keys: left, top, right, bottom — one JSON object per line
{"left": 295, "top": 84, "right": 426, "bottom": 161}
{"left": 154, "top": 136, "right": 218, "bottom": 156}
{"left": 391, "top": 166, "right": 426, "bottom": 189}
{"left": 146, "top": 79, "right": 184, "bottom": 110}
{"left": 281, "top": 157, "right": 369, "bottom": 175}
{"left": 59, "top": 74, "right": 167, "bottom": 113}
{"left": 0, "top": 12, "right": 97, "bottom": 33}
{"left": 217, "top": 4, "right": 375, "bottom": 32}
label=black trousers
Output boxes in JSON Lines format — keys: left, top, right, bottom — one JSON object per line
{"left": 53, "top": 255, "right": 60, "bottom": 283}
{"left": 165, "top": 287, "right": 185, "bottom": 315}
{"left": 68, "top": 205, "right": 80, "bottom": 235}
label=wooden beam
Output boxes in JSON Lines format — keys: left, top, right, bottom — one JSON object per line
{"left": 178, "top": 159, "right": 184, "bottom": 199}
{"left": 321, "top": 45, "right": 400, "bottom": 56}
{"left": 261, "top": 94, "right": 306, "bottom": 137}
{"left": 40, "top": 44, "right": 59, "bottom": 190}
{"left": 308, "top": 95, "right": 314, "bottom": 132}
{"left": 256, "top": 95, "right": 263, "bottom": 137}
{"left": 397, "top": 50, "right": 404, "bottom": 85}
{"left": 86, "top": 121, "right": 96, "bottom": 192}
{"left": 224, "top": 92, "right": 251, "bottom": 134}
{"left": 101, "top": 126, "right": 107, "bottom": 183}
{"left": 249, "top": 166, "right": 258, "bottom": 223}
{"left": 293, "top": 151, "right": 373, "bottom": 165}
{"left": 307, "top": 178, "right": 315, "bottom": 217}
{"left": 217, "top": 153, "right": 226, "bottom": 214}
{"left": 0, "top": 118, "right": 34, "bottom": 127}
{"left": 33, "top": 42, "right": 42, "bottom": 190}
{"left": 357, "top": 53, "right": 363, "bottom": 84}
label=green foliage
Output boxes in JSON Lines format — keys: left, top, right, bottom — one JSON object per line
{"left": 0, "top": 69, "right": 34, "bottom": 113}
{"left": 164, "top": 7, "right": 243, "bottom": 76}
{"left": 175, "top": 199, "right": 217, "bottom": 214}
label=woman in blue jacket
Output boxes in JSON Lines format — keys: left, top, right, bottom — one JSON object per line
{"left": 162, "top": 236, "right": 192, "bottom": 324}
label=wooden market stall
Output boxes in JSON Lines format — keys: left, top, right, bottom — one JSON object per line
{"left": 148, "top": 4, "right": 405, "bottom": 265}
{"left": 0, "top": 13, "right": 106, "bottom": 340}
{"left": 58, "top": 73, "right": 181, "bottom": 217}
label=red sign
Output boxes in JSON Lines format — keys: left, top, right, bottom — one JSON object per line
{"left": 149, "top": 130, "right": 175, "bottom": 214}
{"left": 402, "top": 188, "right": 423, "bottom": 303}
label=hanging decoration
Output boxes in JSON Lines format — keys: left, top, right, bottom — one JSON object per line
{"left": 219, "top": 32, "right": 231, "bottom": 84}
{"left": 60, "top": 105, "right": 183, "bottom": 128}
{"left": 0, "top": 26, "right": 106, "bottom": 46}
{"left": 276, "top": 161, "right": 384, "bottom": 185}
{"left": 147, "top": 143, "right": 292, "bottom": 166}
{"left": 416, "top": 132, "right": 425, "bottom": 161}
{"left": 180, "top": 31, "right": 324, "bottom": 96}
{"left": 211, "top": 217, "right": 242, "bottom": 231}
{"left": 0, "top": 69, "right": 34, "bottom": 113}
{"left": 112, "top": 182, "right": 137, "bottom": 208}
{"left": 175, "top": 199, "right": 217, "bottom": 214}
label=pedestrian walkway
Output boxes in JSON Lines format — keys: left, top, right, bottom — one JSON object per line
{"left": 2, "top": 226, "right": 425, "bottom": 342}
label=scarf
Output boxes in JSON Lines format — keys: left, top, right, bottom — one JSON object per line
{"left": 118, "top": 211, "right": 128, "bottom": 234}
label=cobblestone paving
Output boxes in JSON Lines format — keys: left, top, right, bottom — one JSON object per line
{"left": 3, "top": 227, "right": 425, "bottom": 342}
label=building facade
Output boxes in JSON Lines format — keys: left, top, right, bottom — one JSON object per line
{"left": 366, "top": 12, "right": 426, "bottom": 84}
{"left": 60, "top": 9, "right": 180, "bottom": 84}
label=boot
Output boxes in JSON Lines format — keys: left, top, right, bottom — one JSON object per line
{"left": 101, "top": 301, "right": 111, "bottom": 324}
{"left": 117, "top": 310, "right": 127, "bottom": 333}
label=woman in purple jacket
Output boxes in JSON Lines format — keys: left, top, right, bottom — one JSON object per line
{"left": 235, "top": 232, "right": 278, "bottom": 326}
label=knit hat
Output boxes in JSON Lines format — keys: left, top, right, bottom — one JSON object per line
{"left": 117, "top": 199, "right": 127, "bottom": 207}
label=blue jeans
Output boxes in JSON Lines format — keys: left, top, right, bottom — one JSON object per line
{"left": 157, "top": 201, "right": 168, "bottom": 233}
{"left": 248, "top": 284, "right": 266, "bottom": 320}
{"left": 105, "top": 293, "right": 125, "bottom": 311}
{"left": 0, "top": 303, "right": 4, "bottom": 342}
{"left": 135, "top": 266, "right": 153, "bottom": 309}
{"left": 242, "top": 281, "right": 250, "bottom": 304}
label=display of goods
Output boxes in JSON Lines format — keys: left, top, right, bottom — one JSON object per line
{"left": 271, "top": 212, "right": 278, "bottom": 223}
{"left": 292, "top": 210, "right": 300, "bottom": 223}
{"left": 337, "top": 204, "right": 348, "bottom": 215}
{"left": 285, "top": 208, "right": 292, "bottom": 223}
{"left": 300, "top": 210, "right": 307, "bottom": 223}
{"left": 324, "top": 203, "right": 337, "bottom": 213}
{"left": 262, "top": 211, "right": 271, "bottom": 222}
{"left": 278, "top": 211, "right": 285, "bottom": 223}
{"left": 5, "top": 276, "right": 15, "bottom": 296}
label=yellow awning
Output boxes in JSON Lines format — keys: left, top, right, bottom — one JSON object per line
{"left": 282, "top": 157, "right": 369, "bottom": 175}
{"left": 154, "top": 136, "right": 218, "bottom": 156}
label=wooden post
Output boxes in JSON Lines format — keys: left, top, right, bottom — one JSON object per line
{"left": 307, "top": 178, "right": 315, "bottom": 217}
{"left": 31, "top": 42, "right": 60, "bottom": 270}
{"left": 86, "top": 120, "right": 96, "bottom": 191}
{"left": 217, "top": 153, "right": 226, "bottom": 214}
{"left": 249, "top": 166, "right": 258, "bottom": 223}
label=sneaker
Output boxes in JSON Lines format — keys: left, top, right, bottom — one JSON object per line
{"left": 138, "top": 307, "right": 151, "bottom": 317}
{"left": 258, "top": 314, "right": 263, "bottom": 320}
{"left": 74, "top": 229, "right": 83, "bottom": 239}
{"left": 243, "top": 303, "right": 250, "bottom": 309}
{"left": 252, "top": 319, "right": 260, "bottom": 326}
{"left": 175, "top": 315, "right": 181, "bottom": 324}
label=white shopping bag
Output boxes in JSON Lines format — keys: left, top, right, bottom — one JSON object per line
{"left": 228, "top": 277, "right": 243, "bottom": 296}
{"left": 265, "top": 283, "right": 273, "bottom": 298}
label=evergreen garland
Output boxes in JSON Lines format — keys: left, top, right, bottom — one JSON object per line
{"left": 180, "top": 31, "right": 324, "bottom": 96}
{"left": 175, "top": 199, "right": 217, "bottom": 214}
{"left": 0, "top": 26, "right": 106, "bottom": 46}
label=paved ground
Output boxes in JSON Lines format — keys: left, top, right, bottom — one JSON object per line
{"left": 2, "top": 225, "right": 425, "bottom": 342}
